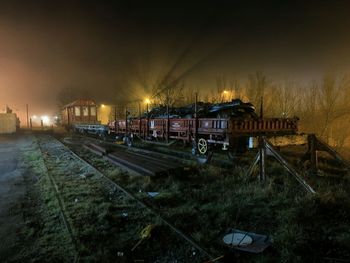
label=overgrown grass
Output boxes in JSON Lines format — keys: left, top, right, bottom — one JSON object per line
{"left": 53, "top": 136, "right": 350, "bottom": 262}
{"left": 17, "top": 137, "right": 76, "bottom": 262}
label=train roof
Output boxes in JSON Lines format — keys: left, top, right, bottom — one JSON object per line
{"left": 63, "top": 99, "right": 96, "bottom": 109}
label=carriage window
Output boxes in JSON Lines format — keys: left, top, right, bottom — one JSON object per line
{"left": 82, "top": 106, "right": 89, "bottom": 116}
{"left": 90, "top": 106, "right": 96, "bottom": 116}
{"left": 75, "top": 106, "right": 81, "bottom": 116}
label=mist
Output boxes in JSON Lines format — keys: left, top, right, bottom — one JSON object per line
{"left": 1, "top": 0, "right": 350, "bottom": 122}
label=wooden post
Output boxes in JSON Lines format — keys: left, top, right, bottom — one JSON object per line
{"left": 309, "top": 134, "right": 318, "bottom": 176}
{"left": 258, "top": 136, "right": 266, "bottom": 181}
{"left": 264, "top": 138, "right": 316, "bottom": 194}
{"left": 30, "top": 118, "right": 32, "bottom": 130}
{"left": 246, "top": 152, "right": 260, "bottom": 178}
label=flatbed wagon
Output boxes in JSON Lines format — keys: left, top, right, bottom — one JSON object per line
{"left": 108, "top": 116, "right": 298, "bottom": 161}
{"left": 61, "top": 99, "right": 298, "bottom": 162}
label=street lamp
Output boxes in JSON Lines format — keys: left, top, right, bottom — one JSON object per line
{"left": 144, "top": 98, "right": 151, "bottom": 113}
{"left": 222, "top": 90, "right": 230, "bottom": 102}
{"left": 144, "top": 98, "right": 151, "bottom": 137}
{"left": 144, "top": 98, "right": 151, "bottom": 105}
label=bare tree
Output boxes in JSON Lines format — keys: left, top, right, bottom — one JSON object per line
{"left": 318, "top": 74, "right": 349, "bottom": 138}
{"left": 213, "top": 75, "right": 244, "bottom": 103}
{"left": 182, "top": 86, "right": 199, "bottom": 105}
{"left": 243, "top": 71, "right": 275, "bottom": 116}
{"left": 151, "top": 79, "right": 185, "bottom": 107}
{"left": 269, "top": 80, "right": 301, "bottom": 117}
{"left": 297, "top": 73, "right": 350, "bottom": 147}
{"left": 229, "top": 79, "right": 244, "bottom": 100}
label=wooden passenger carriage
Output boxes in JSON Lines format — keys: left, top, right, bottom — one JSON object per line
{"left": 61, "top": 99, "right": 99, "bottom": 126}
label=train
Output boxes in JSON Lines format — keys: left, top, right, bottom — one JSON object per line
{"left": 61, "top": 99, "right": 298, "bottom": 162}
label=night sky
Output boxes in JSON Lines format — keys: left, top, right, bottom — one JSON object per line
{"left": 1, "top": 0, "right": 350, "bottom": 121}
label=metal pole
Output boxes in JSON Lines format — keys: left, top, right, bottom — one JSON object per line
{"left": 138, "top": 101, "right": 141, "bottom": 137}
{"left": 114, "top": 105, "right": 117, "bottom": 134}
{"left": 260, "top": 96, "right": 263, "bottom": 119}
{"left": 166, "top": 99, "right": 169, "bottom": 143}
{"left": 194, "top": 93, "right": 198, "bottom": 152}
{"left": 125, "top": 106, "right": 128, "bottom": 134}
{"left": 26, "top": 104, "right": 29, "bottom": 128}
{"left": 146, "top": 102, "right": 149, "bottom": 139}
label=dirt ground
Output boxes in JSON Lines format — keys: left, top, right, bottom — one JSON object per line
{"left": 0, "top": 135, "right": 31, "bottom": 261}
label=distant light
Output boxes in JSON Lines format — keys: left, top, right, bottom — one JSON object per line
{"left": 41, "top": 116, "right": 50, "bottom": 125}
{"left": 32, "top": 115, "right": 37, "bottom": 119}
{"left": 223, "top": 90, "right": 228, "bottom": 94}
{"left": 144, "top": 98, "right": 151, "bottom": 104}
{"left": 101, "top": 104, "right": 106, "bottom": 108}
{"left": 54, "top": 116, "right": 58, "bottom": 119}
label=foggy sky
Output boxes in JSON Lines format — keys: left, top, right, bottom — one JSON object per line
{"left": 1, "top": 0, "right": 350, "bottom": 122}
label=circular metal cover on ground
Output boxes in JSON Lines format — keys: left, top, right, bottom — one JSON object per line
{"left": 223, "top": 233, "right": 253, "bottom": 246}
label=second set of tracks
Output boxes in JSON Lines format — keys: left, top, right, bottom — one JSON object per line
{"left": 37, "top": 134, "right": 214, "bottom": 262}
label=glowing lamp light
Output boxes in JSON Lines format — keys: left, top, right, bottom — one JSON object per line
{"left": 101, "top": 104, "right": 106, "bottom": 108}
{"left": 41, "top": 115, "right": 50, "bottom": 125}
{"left": 223, "top": 90, "right": 228, "bottom": 94}
{"left": 144, "top": 98, "right": 151, "bottom": 104}
{"left": 32, "top": 115, "right": 37, "bottom": 119}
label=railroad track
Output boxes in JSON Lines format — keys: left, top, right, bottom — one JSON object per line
{"left": 61, "top": 134, "right": 193, "bottom": 177}
{"left": 84, "top": 142, "right": 188, "bottom": 177}
{"left": 37, "top": 138, "right": 80, "bottom": 263}
{"left": 65, "top": 134, "right": 238, "bottom": 171}
{"left": 37, "top": 134, "right": 214, "bottom": 261}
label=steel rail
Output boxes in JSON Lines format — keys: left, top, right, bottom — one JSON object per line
{"left": 36, "top": 136, "right": 80, "bottom": 263}
{"left": 52, "top": 135, "right": 214, "bottom": 259}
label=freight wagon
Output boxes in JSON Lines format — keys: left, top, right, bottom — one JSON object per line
{"left": 62, "top": 99, "right": 298, "bottom": 162}
{"left": 108, "top": 116, "right": 298, "bottom": 161}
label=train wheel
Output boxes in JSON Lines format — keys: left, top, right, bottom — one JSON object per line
{"left": 227, "top": 148, "right": 237, "bottom": 161}
{"left": 196, "top": 138, "right": 213, "bottom": 164}
{"left": 197, "top": 138, "right": 208, "bottom": 155}
{"left": 124, "top": 136, "right": 133, "bottom": 147}
{"left": 99, "top": 132, "right": 107, "bottom": 141}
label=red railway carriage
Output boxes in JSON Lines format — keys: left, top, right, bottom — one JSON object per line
{"left": 61, "top": 99, "right": 99, "bottom": 126}
{"left": 61, "top": 98, "right": 298, "bottom": 162}
{"left": 108, "top": 116, "right": 299, "bottom": 159}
